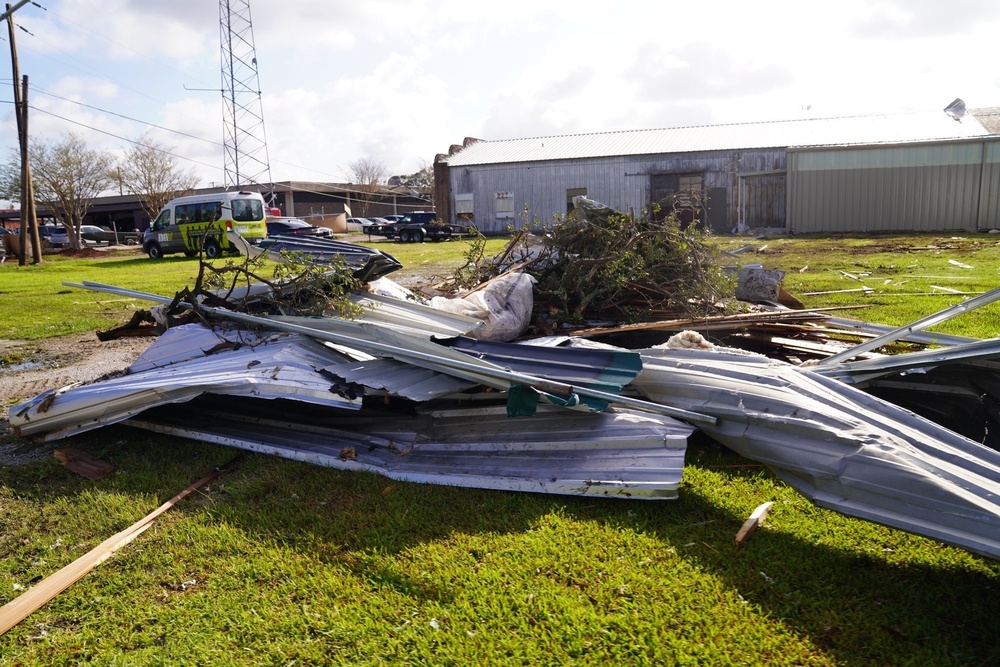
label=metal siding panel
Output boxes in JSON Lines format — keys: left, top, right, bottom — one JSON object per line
{"left": 982, "top": 142, "right": 1000, "bottom": 229}
{"left": 787, "top": 141, "right": 1000, "bottom": 233}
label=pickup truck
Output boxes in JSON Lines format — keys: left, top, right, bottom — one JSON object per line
{"left": 368, "top": 211, "right": 466, "bottom": 242}
{"left": 82, "top": 225, "right": 141, "bottom": 246}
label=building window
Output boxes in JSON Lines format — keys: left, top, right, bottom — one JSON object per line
{"left": 455, "top": 193, "right": 474, "bottom": 222}
{"left": 650, "top": 173, "right": 704, "bottom": 225}
{"left": 566, "top": 188, "right": 587, "bottom": 214}
{"left": 676, "top": 174, "right": 703, "bottom": 207}
{"left": 455, "top": 193, "right": 474, "bottom": 215}
{"left": 495, "top": 191, "right": 514, "bottom": 218}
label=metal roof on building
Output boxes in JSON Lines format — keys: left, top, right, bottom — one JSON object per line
{"left": 972, "top": 107, "right": 1000, "bottom": 134}
{"left": 446, "top": 109, "right": 992, "bottom": 167}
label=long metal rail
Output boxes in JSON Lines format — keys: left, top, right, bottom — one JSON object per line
{"left": 67, "top": 281, "right": 717, "bottom": 426}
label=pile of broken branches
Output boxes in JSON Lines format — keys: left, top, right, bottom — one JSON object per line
{"left": 456, "top": 198, "right": 737, "bottom": 334}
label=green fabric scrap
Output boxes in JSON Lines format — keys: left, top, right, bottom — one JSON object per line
{"left": 506, "top": 383, "right": 539, "bottom": 417}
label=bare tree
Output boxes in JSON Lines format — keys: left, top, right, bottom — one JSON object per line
{"left": 347, "top": 157, "right": 387, "bottom": 217}
{"left": 21, "top": 133, "right": 116, "bottom": 250}
{"left": 119, "top": 133, "right": 200, "bottom": 222}
{"left": 396, "top": 160, "right": 433, "bottom": 188}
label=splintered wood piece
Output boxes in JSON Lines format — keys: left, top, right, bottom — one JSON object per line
{"left": 53, "top": 447, "right": 115, "bottom": 481}
{"left": 0, "top": 467, "right": 224, "bottom": 637}
{"left": 735, "top": 501, "right": 774, "bottom": 547}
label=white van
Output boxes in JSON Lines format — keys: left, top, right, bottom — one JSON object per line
{"left": 142, "top": 191, "right": 268, "bottom": 259}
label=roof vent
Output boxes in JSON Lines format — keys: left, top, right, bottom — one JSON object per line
{"left": 945, "top": 98, "right": 967, "bottom": 121}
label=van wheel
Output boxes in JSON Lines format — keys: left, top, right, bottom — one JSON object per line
{"left": 204, "top": 239, "right": 222, "bottom": 258}
{"left": 147, "top": 243, "right": 163, "bottom": 260}
{"left": 413, "top": 230, "right": 425, "bottom": 243}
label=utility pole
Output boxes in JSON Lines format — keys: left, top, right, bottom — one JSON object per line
{"left": 5, "top": 1, "right": 41, "bottom": 265}
{"left": 20, "top": 75, "right": 39, "bottom": 263}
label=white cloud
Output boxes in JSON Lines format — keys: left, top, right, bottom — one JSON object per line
{"left": 1, "top": 0, "right": 997, "bottom": 186}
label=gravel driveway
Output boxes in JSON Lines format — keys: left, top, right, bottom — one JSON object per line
{"left": 0, "top": 333, "right": 155, "bottom": 465}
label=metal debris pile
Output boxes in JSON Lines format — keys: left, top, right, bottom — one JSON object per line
{"left": 9, "top": 236, "right": 1000, "bottom": 562}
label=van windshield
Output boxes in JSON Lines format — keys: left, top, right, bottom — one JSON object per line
{"left": 232, "top": 198, "right": 264, "bottom": 222}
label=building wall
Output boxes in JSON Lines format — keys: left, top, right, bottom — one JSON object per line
{"left": 447, "top": 148, "right": 788, "bottom": 234}
{"left": 787, "top": 139, "right": 1000, "bottom": 233}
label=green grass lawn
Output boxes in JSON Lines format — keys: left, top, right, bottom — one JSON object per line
{"left": 0, "top": 249, "right": 206, "bottom": 340}
{"left": 2, "top": 234, "right": 1000, "bottom": 665}
{"left": 712, "top": 232, "right": 1000, "bottom": 337}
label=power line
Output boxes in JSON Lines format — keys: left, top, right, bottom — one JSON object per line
{"left": 0, "top": 82, "right": 350, "bottom": 183}
{"left": 7, "top": 99, "right": 430, "bottom": 207}
{"left": 27, "top": 103, "right": 223, "bottom": 174}
{"left": 26, "top": 84, "right": 223, "bottom": 148}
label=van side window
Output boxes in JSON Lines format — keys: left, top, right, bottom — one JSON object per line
{"left": 203, "top": 202, "right": 222, "bottom": 222}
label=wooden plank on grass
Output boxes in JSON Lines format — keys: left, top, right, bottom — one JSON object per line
{"left": 0, "top": 466, "right": 226, "bottom": 637}
{"left": 735, "top": 501, "right": 774, "bottom": 547}
{"left": 53, "top": 447, "right": 114, "bottom": 480}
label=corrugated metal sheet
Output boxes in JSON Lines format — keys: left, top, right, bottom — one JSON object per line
{"left": 11, "top": 326, "right": 363, "bottom": 441}
{"left": 447, "top": 110, "right": 989, "bottom": 167}
{"left": 67, "top": 282, "right": 714, "bottom": 424}
{"left": 981, "top": 141, "right": 1000, "bottom": 229}
{"left": 127, "top": 399, "right": 693, "bottom": 500}
{"left": 816, "top": 337, "right": 1000, "bottom": 386}
{"left": 788, "top": 137, "right": 1000, "bottom": 232}
{"left": 632, "top": 346, "right": 1000, "bottom": 560}
{"left": 226, "top": 232, "right": 403, "bottom": 282}
{"left": 323, "top": 358, "right": 477, "bottom": 401}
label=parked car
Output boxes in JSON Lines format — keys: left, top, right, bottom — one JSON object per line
{"left": 49, "top": 225, "right": 111, "bottom": 248}
{"left": 36, "top": 225, "right": 60, "bottom": 245}
{"left": 346, "top": 217, "right": 374, "bottom": 232}
{"left": 48, "top": 227, "right": 70, "bottom": 248}
{"left": 382, "top": 215, "right": 405, "bottom": 223}
{"left": 266, "top": 218, "right": 333, "bottom": 238}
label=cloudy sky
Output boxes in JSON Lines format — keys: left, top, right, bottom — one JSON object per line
{"left": 1, "top": 0, "right": 998, "bottom": 188}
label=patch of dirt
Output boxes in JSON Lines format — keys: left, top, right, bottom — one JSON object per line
{"left": 0, "top": 333, "right": 154, "bottom": 463}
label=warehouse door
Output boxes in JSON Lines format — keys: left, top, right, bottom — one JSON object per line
{"left": 650, "top": 173, "right": 703, "bottom": 227}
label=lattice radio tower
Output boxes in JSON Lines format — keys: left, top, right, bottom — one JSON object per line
{"left": 219, "top": 0, "right": 272, "bottom": 190}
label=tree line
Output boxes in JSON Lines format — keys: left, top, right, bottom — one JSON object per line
{"left": 0, "top": 132, "right": 199, "bottom": 251}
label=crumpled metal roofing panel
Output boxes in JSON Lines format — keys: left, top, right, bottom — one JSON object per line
{"left": 445, "top": 336, "right": 643, "bottom": 395}
{"left": 816, "top": 336, "right": 1000, "bottom": 386}
{"left": 126, "top": 398, "right": 693, "bottom": 499}
{"left": 322, "top": 358, "right": 478, "bottom": 402}
{"left": 227, "top": 232, "right": 403, "bottom": 282}
{"left": 208, "top": 279, "right": 484, "bottom": 338}
{"left": 631, "top": 347, "right": 1000, "bottom": 560}
{"left": 10, "top": 325, "right": 362, "bottom": 441}
{"left": 127, "top": 323, "right": 351, "bottom": 373}
{"left": 446, "top": 111, "right": 990, "bottom": 166}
